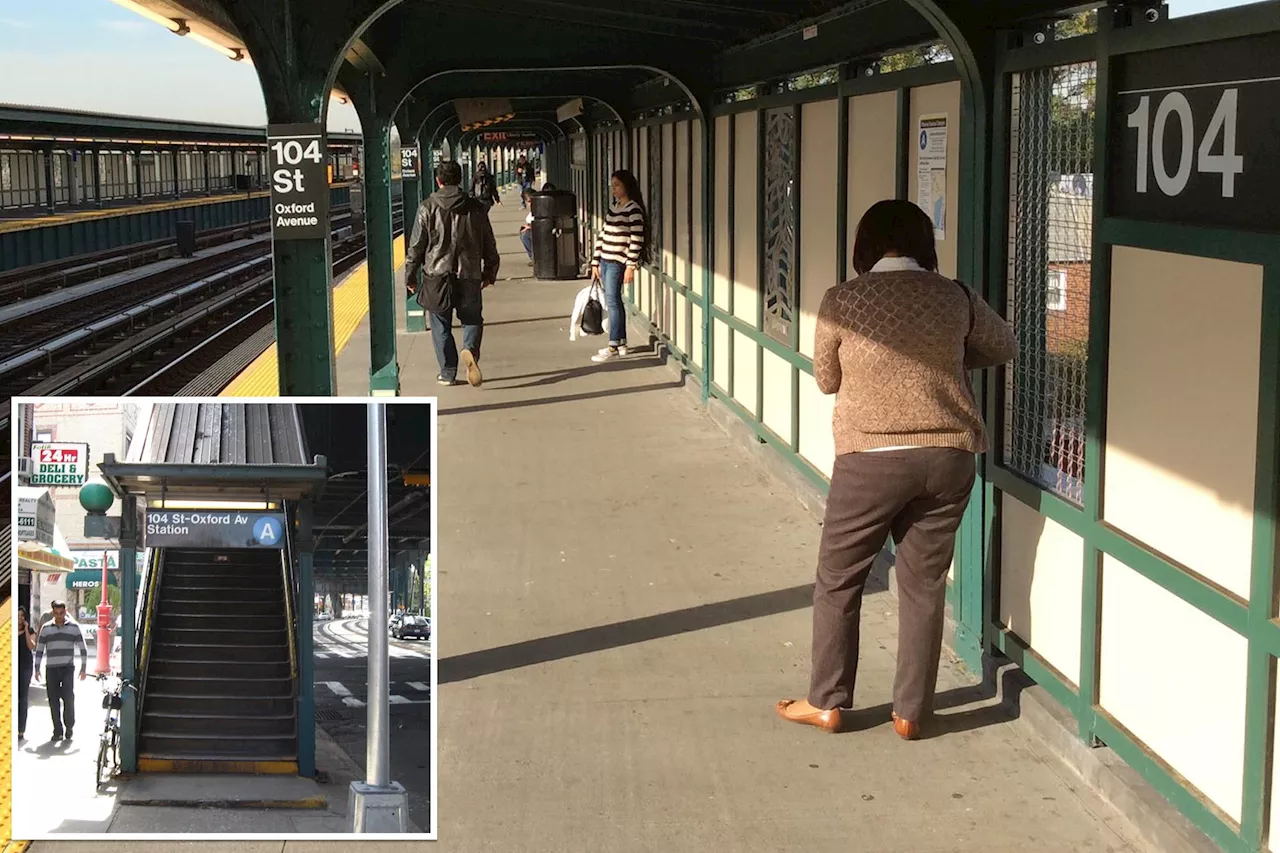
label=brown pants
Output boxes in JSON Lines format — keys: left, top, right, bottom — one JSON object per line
{"left": 809, "top": 448, "right": 975, "bottom": 720}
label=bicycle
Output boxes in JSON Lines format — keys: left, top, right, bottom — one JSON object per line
{"left": 95, "top": 673, "right": 129, "bottom": 790}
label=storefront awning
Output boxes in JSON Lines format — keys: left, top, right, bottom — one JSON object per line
{"left": 17, "top": 543, "right": 75, "bottom": 573}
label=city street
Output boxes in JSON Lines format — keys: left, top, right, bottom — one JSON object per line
{"left": 14, "top": 646, "right": 124, "bottom": 836}
{"left": 313, "top": 616, "right": 434, "bottom": 831}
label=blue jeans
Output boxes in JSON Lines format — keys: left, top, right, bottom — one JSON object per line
{"left": 519, "top": 180, "right": 532, "bottom": 205}
{"left": 599, "top": 260, "right": 627, "bottom": 346}
{"left": 519, "top": 229, "right": 533, "bottom": 258}
{"left": 429, "top": 282, "right": 484, "bottom": 381}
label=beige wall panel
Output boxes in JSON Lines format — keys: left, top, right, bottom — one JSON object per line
{"left": 734, "top": 111, "right": 760, "bottom": 326}
{"left": 733, "top": 333, "right": 759, "bottom": 414}
{"left": 670, "top": 122, "right": 680, "bottom": 277}
{"left": 676, "top": 121, "right": 690, "bottom": 284}
{"left": 907, "top": 81, "right": 961, "bottom": 278}
{"left": 761, "top": 349, "right": 792, "bottom": 443}
{"left": 692, "top": 302, "right": 705, "bottom": 369}
{"left": 714, "top": 116, "right": 732, "bottom": 310}
{"left": 713, "top": 319, "right": 731, "bottom": 389}
{"left": 799, "top": 99, "right": 840, "bottom": 359}
{"left": 797, "top": 373, "right": 836, "bottom": 478}
{"left": 1105, "top": 247, "right": 1262, "bottom": 599}
{"left": 692, "top": 119, "right": 706, "bottom": 297}
{"left": 675, "top": 291, "right": 688, "bottom": 356}
{"left": 847, "top": 91, "right": 899, "bottom": 259}
{"left": 999, "top": 493, "right": 1084, "bottom": 685}
{"left": 1100, "top": 555, "right": 1248, "bottom": 821}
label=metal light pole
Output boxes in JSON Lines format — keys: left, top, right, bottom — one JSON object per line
{"left": 349, "top": 402, "right": 409, "bottom": 832}
{"left": 94, "top": 549, "right": 112, "bottom": 675}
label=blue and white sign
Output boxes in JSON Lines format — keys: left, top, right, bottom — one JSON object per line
{"left": 253, "top": 516, "right": 284, "bottom": 546}
{"left": 916, "top": 113, "right": 948, "bottom": 241}
{"left": 145, "top": 509, "right": 288, "bottom": 550}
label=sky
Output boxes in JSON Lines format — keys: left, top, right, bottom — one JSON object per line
{"left": 0, "top": 0, "right": 1261, "bottom": 132}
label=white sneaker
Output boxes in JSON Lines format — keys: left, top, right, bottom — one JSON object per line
{"left": 596, "top": 344, "right": 628, "bottom": 357}
{"left": 591, "top": 349, "right": 619, "bottom": 363}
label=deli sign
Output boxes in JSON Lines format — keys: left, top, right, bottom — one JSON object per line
{"left": 29, "top": 443, "right": 90, "bottom": 486}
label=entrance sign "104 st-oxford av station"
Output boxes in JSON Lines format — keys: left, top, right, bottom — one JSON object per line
{"left": 1109, "top": 30, "right": 1280, "bottom": 232}
{"left": 267, "top": 123, "right": 330, "bottom": 241}
{"left": 145, "top": 509, "right": 288, "bottom": 550}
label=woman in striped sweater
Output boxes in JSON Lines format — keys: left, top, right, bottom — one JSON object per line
{"left": 589, "top": 169, "right": 650, "bottom": 362}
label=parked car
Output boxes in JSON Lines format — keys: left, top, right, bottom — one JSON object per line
{"left": 388, "top": 614, "right": 404, "bottom": 636}
{"left": 394, "top": 616, "right": 430, "bottom": 641}
{"left": 316, "top": 612, "right": 333, "bottom": 621}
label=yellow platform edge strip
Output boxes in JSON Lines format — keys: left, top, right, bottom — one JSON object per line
{"left": 222, "top": 235, "right": 406, "bottom": 397}
{"left": 1, "top": 604, "right": 10, "bottom": 847}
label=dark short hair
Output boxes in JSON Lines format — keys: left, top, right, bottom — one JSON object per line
{"left": 851, "top": 199, "right": 938, "bottom": 276}
{"left": 435, "top": 161, "right": 462, "bottom": 186}
{"left": 522, "top": 187, "right": 535, "bottom": 199}
{"left": 51, "top": 600, "right": 66, "bottom": 609}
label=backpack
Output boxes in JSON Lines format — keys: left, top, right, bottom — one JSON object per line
{"left": 580, "top": 285, "right": 605, "bottom": 336}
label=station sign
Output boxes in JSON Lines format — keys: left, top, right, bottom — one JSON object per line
{"left": 401, "top": 144, "right": 419, "bottom": 180}
{"left": 145, "top": 509, "right": 287, "bottom": 550}
{"left": 1109, "top": 30, "right": 1280, "bottom": 233}
{"left": 29, "top": 443, "right": 90, "bottom": 486}
{"left": 267, "top": 123, "right": 330, "bottom": 241}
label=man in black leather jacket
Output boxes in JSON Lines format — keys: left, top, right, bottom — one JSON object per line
{"left": 404, "top": 160, "right": 500, "bottom": 387}
{"left": 471, "top": 162, "right": 501, "bottom": 213}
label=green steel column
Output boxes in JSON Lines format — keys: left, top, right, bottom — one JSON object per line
{"left": 297, "top": 500, "right": 316, "bottom": 777}
{"left": 365, "top": 115, "right": 400, "bottom": 396}
{"left": 119, "top": 495, "right": 139, "bottom": 773}
{"left": 274, "top": 238, "right": 337, "bottom": 395}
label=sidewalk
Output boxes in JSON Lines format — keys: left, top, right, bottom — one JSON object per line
{"left": 328, "top": 190, "right": 1154, "bottom": 852}
{"left": 17, "top": 675, "right": 421, "bottom": 840}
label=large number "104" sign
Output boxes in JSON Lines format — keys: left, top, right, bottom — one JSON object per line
{"left": 1109, "top": 32, "right": 1280, "bottom": 232}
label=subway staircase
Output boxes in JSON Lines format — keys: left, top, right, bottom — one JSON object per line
{"left": 139, "top": 548, "right": 298, "bottom": 773}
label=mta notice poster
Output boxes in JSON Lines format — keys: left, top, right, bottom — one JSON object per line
{"left": 917, "top": 114, "right": 948, "bottom": 241}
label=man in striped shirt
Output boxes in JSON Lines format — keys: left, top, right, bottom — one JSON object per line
{"left": 33, "top": 600, "right": 89, "bottom": 741}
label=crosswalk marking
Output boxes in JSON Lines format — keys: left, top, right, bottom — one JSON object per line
{"left": 407, "top": 681, "right": 430, "bottom": 691}
{"left": 390, "top": 695, "right": 410, "bottom": 705}
{"left": 323, "top": 681, "right": 352, "bottom": 697}
{"left": 343, "top": 696, "right": 366, "bottom": 708}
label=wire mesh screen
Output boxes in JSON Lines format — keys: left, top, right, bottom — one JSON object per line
{"left": 763, "top": 107, "right": 797, "bottom": 345}
{"left": 648, "top": 125, "right": 663, "bottom": 272}
{"left": 1003, "top": 61, "right": 1096, "bottom": 505}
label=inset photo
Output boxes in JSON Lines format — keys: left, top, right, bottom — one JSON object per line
{"left": 11, "top": 397, "right": 437, "bottom": 840}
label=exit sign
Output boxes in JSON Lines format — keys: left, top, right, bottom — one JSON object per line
{"left": 29, "top": 442, "right": 90, "bottom": 486}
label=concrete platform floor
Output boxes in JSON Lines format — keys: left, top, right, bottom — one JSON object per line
{"left": 21, "top": 189, "right": 1154, "bottom": 851}
{"left": 327, "top": 191, "right": 1152, "bottom": 852}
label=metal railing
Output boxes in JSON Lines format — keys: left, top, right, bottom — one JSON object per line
{"left": 280, "top": 513, "right": 300, "bottom": 692}
{"left": 133, "top": 547, "right": 162, "bottom": 722}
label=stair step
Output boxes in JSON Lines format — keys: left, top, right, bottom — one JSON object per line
{"left": 142, "top": 711, "right": 296, "bottom": 737}
{"left": 162, "top": 602, "right": 281, "bottom": 616}
{"left": 149, "top": 659, "right": 291, "bottom": 679}
{"left": 165, "top": 574, "right": 281, "bottom": 588}
{"left": 139, "top": 732, "right": 297, "bottom": 758}
{"left": 156, "top": 615, "right": 282, "bottom": 630}
{"left": 148, "top": 676, "right": 292, "bottom": 697}
{"left": 155, "top": 628, "right": 287, "bottom": 647}
{"left": 152, "top": 644, "right": 290, "bottom": 664}
{"left": 160, "top": 587, "right": 282, "bottom": 602}
{"left": 145, "top": 693, "right": 293, "bottom": 715}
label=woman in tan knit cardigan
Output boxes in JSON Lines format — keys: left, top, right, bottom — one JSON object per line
{"left": 777, "top": 199, "right": 1016, "bottom": 738}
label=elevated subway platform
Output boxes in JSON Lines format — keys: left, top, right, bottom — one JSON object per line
{"left": 315, "top": 193, "right": 1151, "bottom": 851}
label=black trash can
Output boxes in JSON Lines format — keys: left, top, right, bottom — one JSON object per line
{"left": 530, "top": 189, "right": 579, "bottom": 280}
{"left": 175, "top": 220, "right": 196, "bottom": 258}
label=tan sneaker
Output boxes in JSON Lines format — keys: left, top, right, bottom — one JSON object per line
{"left": 460, "top": 349, "right": 483, "bottom": 387}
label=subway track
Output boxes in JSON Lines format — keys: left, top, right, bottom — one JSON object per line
{"left": 0, "top": 202, "right": 404, "bottom": 480}
{"left": 0, "top": 203, "right": 360, "bottom": 303}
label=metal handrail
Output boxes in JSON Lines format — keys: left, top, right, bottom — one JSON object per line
{"left": 134, "top": 547, "right": 162, "bottom": 720}
{"left": 280, "top": 516, "right": 299, "bottom": 693}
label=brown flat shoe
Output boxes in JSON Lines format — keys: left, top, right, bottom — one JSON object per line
{"left": 891, "top": 712, "right": 920, "bottom": 740}
{"left": 776, "top": 700, "right": 844, "bottom": 733}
